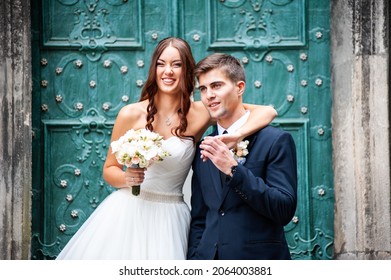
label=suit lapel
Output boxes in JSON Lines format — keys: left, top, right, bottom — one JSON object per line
{"left": 203, "top": 129, "right": 259, "bottom": 204}
{"left": 204, "top": 128, "right": 223, "bottom": 199}
{"left": 208, "top": 161, "right": 223, "bottom": 200}
{"left": 244, "top": 133, "right": 257, "bottom": 153}
{"left": 219, "top": 133, "right": 258, "bottom": 205}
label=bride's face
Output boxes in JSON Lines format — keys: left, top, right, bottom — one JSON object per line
{"left": 156, "top": 46, "right": 183, "bottom": 95}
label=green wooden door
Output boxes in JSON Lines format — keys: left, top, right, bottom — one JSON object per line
{"left": 31, "top": 0, "right": 333, "bottom": 260}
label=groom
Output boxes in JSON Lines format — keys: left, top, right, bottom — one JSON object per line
{"left": 187, "top": 53, "right": 297, "bottom": 260}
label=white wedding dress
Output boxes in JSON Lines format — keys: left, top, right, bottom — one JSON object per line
{"left": 56, "top": 137, "right": 195, "bottom": 260}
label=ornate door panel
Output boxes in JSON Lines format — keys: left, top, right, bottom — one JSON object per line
{"left": 182, "top": 0, "right": 333, "bottom": 260}
{"left": 31, "top": 0, "right": 333, "bottom": 260}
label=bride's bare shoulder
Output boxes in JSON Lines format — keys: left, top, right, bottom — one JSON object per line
{"left": 115, "top": 101, "right": 147, "bottom": 125}
{"left": 115, "top": 102, "right": 147, "bottom": 133}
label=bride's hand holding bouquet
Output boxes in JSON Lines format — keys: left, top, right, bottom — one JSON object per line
{"left": 110, "top": 128, "right": 170, "bottom": 196}
{"left": 124, "top": 167, "right": 146, "bottom": 195}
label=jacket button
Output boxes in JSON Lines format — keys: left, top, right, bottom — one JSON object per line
{"left": 219, "top": 210, "right": 225, "bottom": 216}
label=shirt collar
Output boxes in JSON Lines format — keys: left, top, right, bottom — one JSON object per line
{"left": 217, "top": 110, "right": 250, "bottom": 135}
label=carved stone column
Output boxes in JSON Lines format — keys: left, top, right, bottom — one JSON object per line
{"left": 331, "top": 0, "right": 391, "bottom": 259}
{"left": 0, "top": 0, "right": 32, "bottom": 259}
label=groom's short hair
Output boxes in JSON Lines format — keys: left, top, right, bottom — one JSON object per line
{"left": 194, "top": 53, "right": 246, "bottom": 83}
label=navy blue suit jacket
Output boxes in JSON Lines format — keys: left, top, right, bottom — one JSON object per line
{"left": 187, "top": 125, "right": 297, "bottom": 260}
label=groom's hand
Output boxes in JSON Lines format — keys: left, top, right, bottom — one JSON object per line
{"left": 199, "top": 136, "right": 237, "bottom": 175}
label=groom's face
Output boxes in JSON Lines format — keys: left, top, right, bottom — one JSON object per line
{"left": 198, "top": 68, "right": 244, "bottom": 124}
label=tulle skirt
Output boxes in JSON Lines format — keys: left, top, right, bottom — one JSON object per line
{"left": 56, "top": 188, "right": 190, "bottom": 260}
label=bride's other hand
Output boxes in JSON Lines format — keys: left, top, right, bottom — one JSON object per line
{"left": 215, "top": 133, "right": 242, "bottom": 150}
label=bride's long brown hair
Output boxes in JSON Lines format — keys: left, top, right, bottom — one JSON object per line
{"left": 139, "top": 37, "right": 195, "bottom": 141}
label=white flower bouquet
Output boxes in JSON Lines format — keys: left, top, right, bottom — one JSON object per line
{"left": 110, "top": 128, "right": 170, "bottom": 195}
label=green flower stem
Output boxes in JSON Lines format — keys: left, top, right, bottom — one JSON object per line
{"left": 132, "top": 185, "right": 140, "bottom": 196}
{"left": 130, "top": 163, "right": 141, "bottom": 196}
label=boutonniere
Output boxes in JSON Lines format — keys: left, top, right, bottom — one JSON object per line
{"left": 231, "top": 140, "right": 249, "bottom": 164}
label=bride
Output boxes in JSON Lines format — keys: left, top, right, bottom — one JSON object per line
{"left": 56, "top": 37, "right": 277, "bottom": 260}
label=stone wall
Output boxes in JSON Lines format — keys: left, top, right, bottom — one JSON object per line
{"left": 0, "top": 0, "right": 32, "bottom": 259}
{"left": 331, "top": 0, "right": 391, "bottom": 259}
